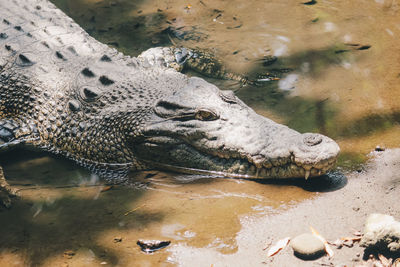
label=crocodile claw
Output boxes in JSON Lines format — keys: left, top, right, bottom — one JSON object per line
{"left": 0, "top": 168, "right": 18, "bottom": 209}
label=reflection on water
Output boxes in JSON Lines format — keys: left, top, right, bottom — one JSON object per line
{"left": 2, "top": 0, "right": 400, "bottom": 265}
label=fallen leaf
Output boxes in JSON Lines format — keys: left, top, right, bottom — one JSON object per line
{"left": 341, "top": 236, "right": 362, "bottom": 242}
{"left": 124, "top": 204, "right": 146, "bottom": 216}
{"left": 353, "top": 231, "right": 363, "bottom": 236}
{"left": 328, "top": 239, "right": 343, "bottom": 248}
{"left": 266, "top": 237, "right": 290, "bottom": 257}
{"left": 101, "top": 185, "right": 113, "bottom": 192}
{"left": 343, "top": 239, "right": 354, "bottom": 248}
{"left": 310, "top": 226, "right": 334, "bottom": 258}
{"left": 378, "top": 254, "right": 392, "bottom": 267}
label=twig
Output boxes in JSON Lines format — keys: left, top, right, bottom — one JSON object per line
{"left": 124, "top": 204, "right": 146, "bottom": 216}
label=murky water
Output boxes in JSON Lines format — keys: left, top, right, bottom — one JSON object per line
{"left": 1, "top": 0, "right": 399, "bottom": 266}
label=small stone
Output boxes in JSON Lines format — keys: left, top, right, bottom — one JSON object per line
{"left": 113, "top": 237, "right": 122, "bottom": 243}
{"left": 360, "top": 213, "right": 400, "bottom": 253}
{"left": 290, "top": 233, "right": 325, "bottom": 260}
{"left": 63, "top": 250, "right": 75, "bottom": 259}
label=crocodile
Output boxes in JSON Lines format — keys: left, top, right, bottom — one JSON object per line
{"left": 0, "top": 0, "right": 340, "bottom": 208}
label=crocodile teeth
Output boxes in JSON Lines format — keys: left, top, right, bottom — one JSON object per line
{"left": 305, "top": 170, "right": 310, "bottom": 180}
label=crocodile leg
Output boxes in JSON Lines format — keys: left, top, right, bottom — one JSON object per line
{"left": 0, "top": 166, "right": 17, "bottom": 209}
{"left": 138, "top": 47, "right": 293, "bottom": 86}
{"left": 0, "top": 119, "right": 38, "bottom": 209}
{"left": 138, "top": 47, "right": 250, "bottom": 84}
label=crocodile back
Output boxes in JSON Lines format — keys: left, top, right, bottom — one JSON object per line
{"left": 0, "top": 0, "right": 187, "bottom": 176}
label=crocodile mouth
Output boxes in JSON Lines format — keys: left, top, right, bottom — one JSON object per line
{"left": 136, "top": 140, "right": 338, "bottom": 179}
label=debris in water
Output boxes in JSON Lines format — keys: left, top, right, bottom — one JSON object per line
{"left": 124, "top": 204, "right": 146, "bottom": 216}
{"left": 101, "top": 185, "right": 113, "bottom": 192}
{"left": 137, "top": 240, "right": 171, "bottom": 253}
{"left": 63, "top": 250, "right": 75, "bottom": 259}
{"left": 266, "top": 237, "right": 290, "bottom": 257}
{"left": 113, "top": 237, "right": 122, "bottom": 243}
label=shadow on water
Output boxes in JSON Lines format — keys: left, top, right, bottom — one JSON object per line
{"left": 0, "top": 150, "right": 164, "bottom": 266}
{"left": 252, "top": 171, "right": 347, "bottom": 193}
{"left": 165, "top": 170, "right": 347, "bottom": 193}
{"left": 51, "top": 0, "right": 173, "bottom": 56}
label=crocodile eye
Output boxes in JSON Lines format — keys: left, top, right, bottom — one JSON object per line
{"left": 195, "top": 109, "right": 218, "bottom": 121}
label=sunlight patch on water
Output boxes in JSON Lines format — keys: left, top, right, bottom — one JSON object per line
{"left": 278, "top": 74, "right": 299, "bottom": 91}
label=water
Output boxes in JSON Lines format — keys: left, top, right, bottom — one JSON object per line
{"left": 1, "top": 0, "right": 399, "bottom": 266}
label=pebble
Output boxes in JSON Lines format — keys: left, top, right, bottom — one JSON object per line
{"left": 113, "top": 237, "right": 122, "bottom": 243}
{"left": 290, "top": 233, "right": 325, "bottom": 260}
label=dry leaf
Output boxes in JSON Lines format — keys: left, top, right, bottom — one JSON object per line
{"left": 378, "top": 254, "right": 392, "bottom": 267}
{"left": 310, "top": 226, "right": 334, "bottom": 258}
{"left": 124, "top": 204, "right": 146, "bottom": 216}
{"left": 328, "top": 239, "right": 343, "bottom": 248}
{"left": 100, "top": 185, "right": 113, "bottom": 192}
{"left": 266, "top": 237, "right": 290, "bottom": 257}
{"left": 353, "top": 231, "right": 363, "bottom": 236}
{"left": 341, "top": 236, "right": 362, "bottom": 242}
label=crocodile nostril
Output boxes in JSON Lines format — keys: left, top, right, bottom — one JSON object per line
{"left": 303, "top": 134, "right": 323, "bottom": 146}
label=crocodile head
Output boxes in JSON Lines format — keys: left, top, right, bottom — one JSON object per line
{"left": 133, "top": 77, "right": 340, "bottom": 179}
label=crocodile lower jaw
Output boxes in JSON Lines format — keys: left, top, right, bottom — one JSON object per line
{"left": 145, "top": 158, "right": 337, "bottom": 180}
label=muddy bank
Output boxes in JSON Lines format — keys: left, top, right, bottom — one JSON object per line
{"left": 168, "top": 148, "right": 400, "bottom": 266}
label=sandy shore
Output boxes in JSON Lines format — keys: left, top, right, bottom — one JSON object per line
{"left": 168, "top": 148, "right": 400, "bottom": 266}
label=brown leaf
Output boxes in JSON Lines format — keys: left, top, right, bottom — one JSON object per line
{"left": 100, "top": 185, "right": 113, "bottom": 192}
{"left": 310, "top": 226, "right": 334, "bottom": 258}
{"left": 266, "top": 237, "right": 290, "bottom": 257}
{"left": 378, "top": 254, "right": 392, "bottom": 267}
{"left": 341, "top": 236, "right": 362, "bottom": 242}
{"left": 353, "top": 231, "right": 363, "bottom": 237}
